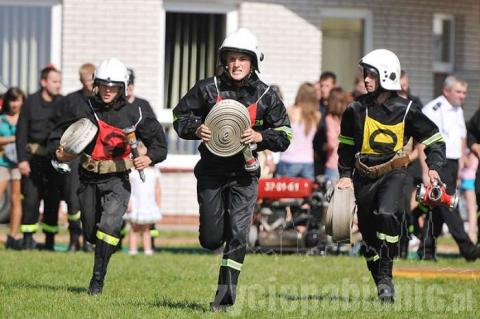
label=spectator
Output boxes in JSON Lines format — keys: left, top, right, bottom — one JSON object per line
{"left": 399, "top": 70, "right": 423, "bottom": 108}
{"left": 60, "top": 62, "right": 96, "bottom": 252}
{"left": 277, "top": 83, "right": 320, "bottom": 180}
{"left": 125, "top": 142, "right": 162, "bottom": 256}
{"left": 1, "top": 88, "right": 25, "bottom": 249}
{"left": 459, "top": 150, "right": 478, "bottom": 242}
{"left": 16, "top": 65, "right": 64, "bottom": 250}
{"left": 313, "top": 71, "right": 336, "bottom": 177}
{"left": 419, "top": 75, "right": 480, "bottom": 261}
{"left": 324, "top": 87, "right": 348, "bottom": 183}
{"left": 352, "top": 72, "right": 367, "bottom": 99}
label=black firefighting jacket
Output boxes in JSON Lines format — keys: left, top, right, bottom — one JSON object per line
{"left": 338, "top": 93, "right": 446, "bottom": 178}
{"left": 48, "top": 95, "right": 167, "bottom": 182}
{"left": 173, "top": 72, "right": 291, "bottom": 176}
{"left": 16, "top": 91, "right": 64, "bottom": 162}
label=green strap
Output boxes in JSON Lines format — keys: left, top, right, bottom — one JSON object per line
{"left": 150, "top": 229, "right": 160, "bottom": 238}
{"left": 67, "top": 211, "right": 81, "bottom": 221}
{"left": 365, "top": 254, "right": 379, "bottom": 262}
{"left": 96, "top": 230, "right": 120, "bottom": 246}
{"left": 408, "top": 225, "right": 414, "bottom": 234}
{"left": 421, "top": 132, "right": 445, "bottom": 146}
{"left": 274, "top": 126, "right": 293, "bottom": 141}
{"left": 20, "top": 223, "right": 39, "bottom": 233}
{"left": 376, "top": 232, "right": 399, "bottom": 243}
{"left": 338, "top": 134, "right": 355, "bottom": 146}
{"left": 120, "top": 227, "right": 128, "bottom": 236}
{"left": 42, "top": 223, "right": 59, "bottom": 234}
{"left": 221, "top": 259, "right": 242, "bottom": 271}
{"left": 418, "top": 202, "right": 429, "bottom": 212}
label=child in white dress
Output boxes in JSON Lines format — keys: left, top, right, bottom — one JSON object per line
{"left": 125, "top": 143, "right": 162, "bottom": 255}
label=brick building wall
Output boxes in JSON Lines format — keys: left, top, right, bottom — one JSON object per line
{"left": 61, "top": 0, "right": 164, "bottom": 108}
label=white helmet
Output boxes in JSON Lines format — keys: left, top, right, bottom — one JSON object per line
{"left": 219, "top": 28, "right": 264, "bottom": 72}
{"left": 94, "top": 58, "right": 129, "bottom": 96}
{"left": 359, "top": 49, "right": 401, "bottom": 91}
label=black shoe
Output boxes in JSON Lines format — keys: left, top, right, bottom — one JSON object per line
{"left": 87, "top": 277, "right": 104, "bottom": 296}
{"left": 83, "top": 241, "right": 94, "bottom": 253}
{"left": 6, "top": 235, "right": 23, "bottom": 250}
{"left": 377, "top": 277, "right": 395, "bottom": 303}
{"left": 210, "top": 302, "right": 231, "bottom": 312}
{"left": 461, "top": 245, "right": 480, "bottom": 262}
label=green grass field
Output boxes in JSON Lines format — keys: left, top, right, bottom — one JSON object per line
{"left": 1, "top": 242, "right": 479, "bottom": 319}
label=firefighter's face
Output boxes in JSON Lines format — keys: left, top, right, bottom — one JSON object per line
{"left": 364, "top": 69, "right": 378, "bottom": 93}
{"left": 226, "top": 52, "right": 252, "bottom": 82}
{"left": 99, "top": 84, "right": 120, "bottom": 104}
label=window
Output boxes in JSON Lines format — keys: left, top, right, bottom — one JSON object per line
{"left": 0, "top": 2, "right": 61, "bottom": 94}
{"left": 163, "top": 12, "right": 225, "bottom": 155}
{"left": 433, "top": 14, "right": 455, "bottom": 73}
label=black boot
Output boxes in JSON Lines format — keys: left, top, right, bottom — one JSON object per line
{"left": 366, "top": 258, "right": 380, "bottom": 286}
{"left": 376, "top": 258, "right": 395, "bottom": 303}
{"left": 210, "top": 266, "right": 240, "bottom": 312}
{"left": 88, "top": 240, "right": 116, "bottom": 296}
{"left": 22, "top": 233, "right": 37, "bottom": 250}
{"left": 6, "top": 235, "right": 23, "bottom": 250}
{"left": 68, "top": 220, "right": 82, "bottom": 252}
{"left": 44, "top": 233, "right": 55, "bottom": 251}
{"left": 460, "top": 244, "right": 480, "bottom": 262}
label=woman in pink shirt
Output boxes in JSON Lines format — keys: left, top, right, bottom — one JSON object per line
{"left": 324, "top": 88, "right": 348, "bottom": 182}
{"left": 277, "top": 83, "right": 320, "bottom": 180}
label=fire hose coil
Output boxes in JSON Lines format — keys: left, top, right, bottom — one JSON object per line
{"left": 60, "top": 118, "right": 98, "bottom": 155}
{"left": 324, "top": 187, "right": 356, "bottom": 243}
{"left": 204, "top": 99, "right": 251, "bottom": 157}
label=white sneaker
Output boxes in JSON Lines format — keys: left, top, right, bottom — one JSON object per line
{"left": 144, "top": 249, "right": 154, "bottom": 256}
{"left": 128, "top": 249, "right": 138, "bottom": 256}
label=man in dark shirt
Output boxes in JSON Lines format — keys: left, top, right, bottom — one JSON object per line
{"left": 16, "top": 65, "right": 64, "bottom": 250}
{"left": 61, "top": 63, "right": 96, "bottom": 251}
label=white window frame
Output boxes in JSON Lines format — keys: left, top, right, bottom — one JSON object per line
{"left": 0, "top": 0, "right": 62, "bottom": 68}
{"left": 158, "top": 0, "right": 238, "bottom": 121}
{"left": 432, "top": 13, "right": 455, "bottom": 73}
{"left": 319, "top": 8, "right": 373, "bottom": 55}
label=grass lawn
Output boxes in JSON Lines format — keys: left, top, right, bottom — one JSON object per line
{"left": 0, "top": 245, "right": 479, "bottom": 319}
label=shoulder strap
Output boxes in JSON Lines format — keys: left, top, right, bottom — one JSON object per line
{"left": 87, "top": 100, "right": 100, "bottom": 122}
{"left": 213, "top": 76, "right": 220, "bottom": 97}
{"left": 256, "top": 86, "right": 270, "bottom": 104}
{"left": 403, "top": 100, "right": 412, "bottom": 122}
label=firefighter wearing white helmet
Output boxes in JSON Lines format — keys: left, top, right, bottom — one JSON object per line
{"left": 336, "top": 49, "right": 446, "bottom": 303}
{"left": 50, "top": 57, "right": 168, "bottom": 296}
{"left": 173, "top": 28, "right": 291, "bottom": 311}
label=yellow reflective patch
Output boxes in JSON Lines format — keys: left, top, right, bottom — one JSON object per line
{"left": 96, "top": 230, "right": 120, "bottom": 246}
{"left": 361, "top": 115, "right": 405, "bottom": 155}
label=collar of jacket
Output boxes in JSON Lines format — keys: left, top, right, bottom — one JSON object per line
{"left": 219, "top": 71, "right": 260, "bottom": 93}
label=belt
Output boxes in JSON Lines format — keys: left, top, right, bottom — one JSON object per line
{"left": 355, "top": 138, "right": 413, "bottom": 179}
{"left": 26, "top": 143, "right": 48, "bottom": 157}
{"left": 80, "top": 154, "right": 133, "bottom": 174}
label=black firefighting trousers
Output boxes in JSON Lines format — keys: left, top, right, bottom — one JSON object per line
{"left": 197, "top": 173, "right": 257, "bottom": 280}
{"left": 354, "top": 169, "right": 406, "bottom": 267}
{"left": 20, "top": 155, "right": 63, "bottom": 235}
{"left": 77, "top": 174, "right": 130, "bottom": 246}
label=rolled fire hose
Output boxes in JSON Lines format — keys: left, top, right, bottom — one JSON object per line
{"left": 60, "top": 118, "right": 98, "bottom": 155}
{"left": 204, "top": 99, "right": 259, "bottom": 172}
{"left": 324, "top": 187, "right": 356, "bottom": 243}
{"left": 53, "top": 118, "right": 98, "bottom": 173}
